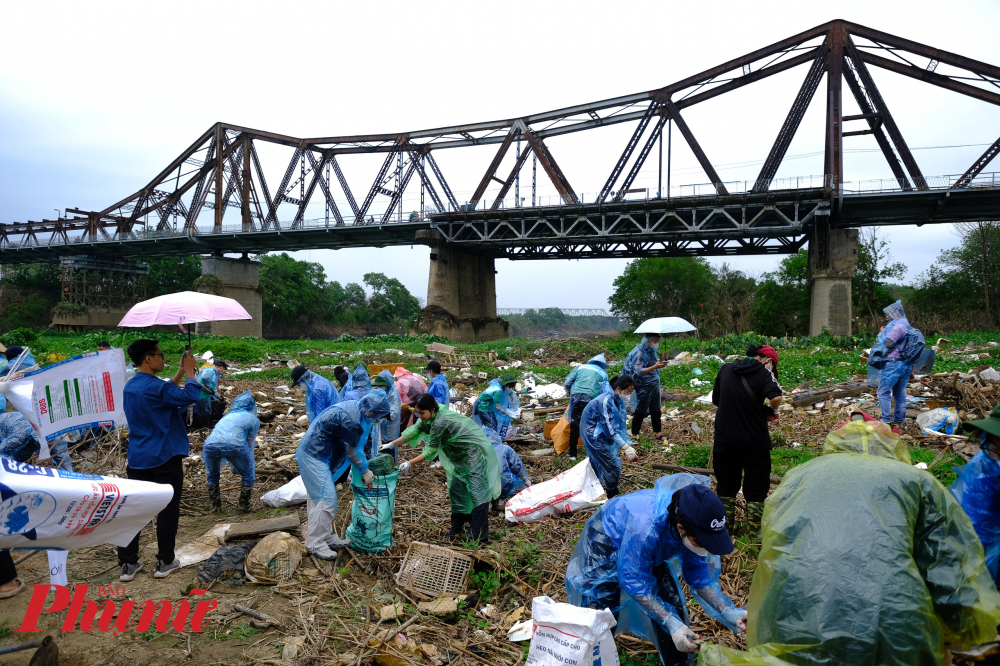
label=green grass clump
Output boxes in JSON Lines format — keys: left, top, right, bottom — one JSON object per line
{"left": 677, "top": 445, "right": 712, "bottom": 469}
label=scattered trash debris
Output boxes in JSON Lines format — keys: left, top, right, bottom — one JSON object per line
{"left": 244, "top": 531, "right": 304, "bottom": 583}
{"left": 396, "top": 542, "right": 473, "bottom": 600}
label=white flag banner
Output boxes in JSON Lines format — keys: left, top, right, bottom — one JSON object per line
{"left": 6, "top": 349, "right": 128, "bottom": 456}
{"left": 0, "top": 459, "right": 173, "bottom": 550}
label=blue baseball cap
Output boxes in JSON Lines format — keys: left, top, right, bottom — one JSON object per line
{"left": 676, "top": 484, "right": 734, "bottom": 556}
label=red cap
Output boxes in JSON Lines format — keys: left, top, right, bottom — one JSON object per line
{"left": 758, "top": 345, "right": 779, "bottom": 378}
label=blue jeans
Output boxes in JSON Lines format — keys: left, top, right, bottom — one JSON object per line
{"left": 877, "top": 361, "right": 908, "bottom": 423}
{"left": 203, "top": 443, "right": 255, "bottom": 486}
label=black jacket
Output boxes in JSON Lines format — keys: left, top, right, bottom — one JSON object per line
{"left": 712, "top": 358, "right": 782, "bottom": 447}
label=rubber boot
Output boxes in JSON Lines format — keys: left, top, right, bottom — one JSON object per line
{"left": 208, "top": 485, "right": 222, "bottom": 512}
{"left": 720, "top": 497, "right": 737, "bottom": 536}
{"left": 239, "top": 486, "right": 253, "bottom": 513}
{"left": 747, "top": 501, "right": 765, "bottom": 546}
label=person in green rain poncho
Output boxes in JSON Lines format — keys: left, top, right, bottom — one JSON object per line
{"left": 700, "top": 419, "right": 1000, "bottom": 666}
{"left": 385, "top": 393, "right": 501, "bottom": 543}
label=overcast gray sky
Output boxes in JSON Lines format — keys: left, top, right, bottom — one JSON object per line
{"left": 2, "top": 1, "right": 999, "bottom": 310}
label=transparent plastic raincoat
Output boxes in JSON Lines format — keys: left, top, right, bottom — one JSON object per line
{"left": 472, "top": 379, "right": 520, "bottom": 436}
{"left": 624, "top": 336, "right": 661, "bottom": 391}
{"left": 867, "top": 300, "right": 925, "bottom": 388}
{"left": 565, "top": 354, "right": 610, "bottom": 398}
{"left": 393, "top": 367, "right": 428, "bottom": 406}
{"left": 400, "top": 408, "right": 501, "bottom": 513}
{"left": 0, "top": 351, "right": 36, "bottom": 377}
{"left": 203, "top": 390, "right": 260, "bottom": 486}
{"left": 0, "top": 412, "right": 38, "bottom": 463}
{"left": 300, "top": 370, "right": 339, "bottom": 421}
{"left": 339, "top": 364, "right": 371, "bottom": 402}
{"left": 483, "top": 428, "right": 530, "bottom": 499}
{"left": 369, "top": 370, "right": 402, "bottom": 458}
{"left": 951, "top": 442, "right": 1000, "bottom": 590}
{"left": 194, "top": 365, "right": 219, "bottom": 417}
{"left": 566, "top": 474, "right": 743, "bottom": 659}
{"left": 700, "top": 421, "right": 1000, "bottom": 666}
{"left": 581, "top": 392, "right": 631, "bottom": 494}
{"left": 427, "top": 373, "right": 450, "bottom": 410}
{"left": 295, "top": 390, "right": 390, "bottom": 506}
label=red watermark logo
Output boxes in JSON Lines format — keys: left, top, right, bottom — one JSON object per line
{"left": 16, "top": 584, "right": 218, "bottom": 634}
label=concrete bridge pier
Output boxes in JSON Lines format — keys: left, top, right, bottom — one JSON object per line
{"left": 808, "top": 225, "right": 858, "bottom": 336}
{"left": 195, "top": 255, "right": 263, "bottom": 338}
{"left": 413, "top": 230, "right": 509, "bottom": 343}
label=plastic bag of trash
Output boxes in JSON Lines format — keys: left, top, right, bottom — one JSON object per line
{"left": 346, "top": 460, "right": 399, "bottom": 553}
{"left": 525, "top": 596, "right": 617, "bottom": 666}
{"left": 369, "top": 628, "right": 425, "bottom": 666}
{"left": 916, "top": 407, "right": 959, "bottom": 435}
{"left": 245, "top": 531, "right": 303, "bottom": 582}
{"left": 197, "top": 540, "right": 259, "bottom": 586}
{"left": 261, "top": 475, "right": 308, "bottom": 507}
{"left": 505, "top": 458, "right": 607, "bottom": 523}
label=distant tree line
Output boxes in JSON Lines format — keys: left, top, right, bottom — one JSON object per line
{"left": 505, "top": 307, "right": 626, "bottom": 337}
{"left": 610, "top": 222, "right": 1000, "bottom": 337}
{"left": 0, "top": 253, "right": 421, "bottom": 336}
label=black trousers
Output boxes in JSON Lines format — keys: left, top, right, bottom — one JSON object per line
{"left": 632, "top": 385, "right": 662, "bottom": 436}
{"left": 118, "top": 455, "right": 184, "bottom": 566}
{"left": 568, "top": 394, "right": 592, "bottom": 458}
{"left": 0, "top": 550, "right": 15, "bottom": 586}
{"left": 587, "top": 563, "right": 686, "bottom": 666}
{"left": 450, "top": 502, "right": 490, "bottom": 543}
{"left": 713, "top": 442, "right": 771, "bottom": 502}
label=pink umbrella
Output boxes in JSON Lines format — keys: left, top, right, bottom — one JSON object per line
{"left": 118, "top": 291, "right": 252, "bottom": 347}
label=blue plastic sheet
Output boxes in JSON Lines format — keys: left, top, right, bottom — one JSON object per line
{"left": 566, "top": 474, "right": 742, "bottom": 647}
{"left": 0, "top": 412, "right": 37, "bottom": 463}
{"left": 951, "top": 444, "right": 1000, "bottom": 590}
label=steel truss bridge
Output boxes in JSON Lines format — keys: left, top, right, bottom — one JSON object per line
{"left": 4, "top": 19, "right": 1000, "bottom": 263}
{"left": 497, "top": 308, "right": 618, "bottom": 317}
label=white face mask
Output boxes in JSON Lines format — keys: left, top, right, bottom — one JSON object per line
{"left": 683, "top": 537, "right": 708, "bottom": 557}
{"left": 648, "top": 341, "right": 660, "bottom": 350}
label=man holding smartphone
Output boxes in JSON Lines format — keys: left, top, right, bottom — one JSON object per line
{"left": 118, "top": 339, "right": 201, "bottom": 581}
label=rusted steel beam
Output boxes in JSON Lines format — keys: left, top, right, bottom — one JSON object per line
{"left": 845, "top": 36, "right": 926, "bottom": 189}
{"left": 382, "top": 157, "right": 418, "bottom": 223}
{"left": 753, "top": 43, "right": 828, "bottom": 193}
{"left": 294, "top": 151, "right": 327, "bottom": 227}
{"left": 662, "top": 99, "right": 728, "bottom": 196}
{"left": 412, "top": 151, "right": 445, "bottom": 213}
{"left": 954, "top": 135, "right": 1000, "bottom": 188}
{"left": 614, "top": 115, "right": 667, "bottom": 202}
{"left": 214, "top": 125, "right": 224, "bottom": 233}
{"left": 329, "top": 155, "right": 359, "bottom": 217}
{"left": 307, "top": 151, "right": 344, "bottom": 226}
{"left": 491, "top": 145, "right": 533, "bottom": 210}
{"left": 825, "top": 23, "right": 845, "bottom": 191}
{"left": 242, "top": 136, "right": 252, "bottom": 231}
{"left": 426, "top": 152, "right": 458, "bottom": 211}
{"left": 597, "top": 103, "right": 661, "bottom": 204}
{"left": 469, "top": 128, "right": 518, "bottom": 208}
{"left": 857, "top": 50, "right": 1000, "bottom": 106}
{"left": 523, "top": 130, "right": 577, "bottom": 204}
{"left": 841, "top": 54, "right": 912, "bottom": 190}
{"left": 263, "top": 148, "right": 304, "bottom": 230}
{"left": 356, "top": 151, "right": 397, "bottom": 224}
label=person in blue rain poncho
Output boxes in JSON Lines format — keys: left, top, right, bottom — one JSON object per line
{"left": 370, "top": 371, "right": 401, "bottom": 460}
{"left": 951, "top": 402, "right": 1000, "bottom": 591}
{"left": 867, "top": 300, "right": 924, "bottom": 428}
{"left": 194, "top": 360, "right": 227, "bottom": 427}
{"left": 290, "top": 365, "right": 339, "bottom": 422}
{"left": 581, "top": 376, "right": 638, "bottom": 500}
{"left": 566, "top": 474, "right": 744, "bottom": 665}
{"left": 295, "top": 390, "right": 389, "bottom": 560}
{"left": 0, "top": 412, "right": 73, "bottom": 471}
{"left": 425, "top": 360, "right": 449, "bottom": 410}
{"left": 625, "top": 334, "right": 667, "bottom": 442}
{"left": 203, "top": 390, "right": 260, "bottom": 513}
{"left": 339, "top": 364, "right": 371, "bottom": 402}
{"left": 472, "top": 374, "right": 520, "bottom": 439}
{"left": 564, "top": 354, "right": 610, "bottom": 459}
{"left": 481, "top": 428, "right": 530, "bottom": 509}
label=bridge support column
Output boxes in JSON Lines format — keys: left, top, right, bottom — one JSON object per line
{"left": 195, "top": 256, "right": 263, "bottom": 338}
{"left": 808, "top": 225, "right": 858, "bottom": 336}
{"left": 412, "top": 230, "right": 508, "bottom": 343}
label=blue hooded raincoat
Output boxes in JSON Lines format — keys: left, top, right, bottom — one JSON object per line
{"left": 203, "top": 390, "right": 260, "bottom": 487}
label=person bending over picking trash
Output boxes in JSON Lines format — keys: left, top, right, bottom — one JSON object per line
{"left": 566, "top": 474, "right": 745, "bottom": 664}
{"left": 371, "top": 371, "right": 401, "bottom": 460}
{"left": 699, "top": 420, "right": 1000, "bottom": 666}
{"left": 117, "top": 339, "right": 201, "bottom": 582}
{"left": 951, "top": 402, "right": 1000, "bottom": 592}
{"left": 194, "top": 359, "right": 227, "bottom": 428}
{"left": 624, "top": 334, "right": 667, "bottom": 443}
{"left": 581, "top": 376, "right": 638, "bottom": 500}
{"left": 339, "top": 364, "right": 371, "bottom": 402}
{"left": 564, "top": 353, "right": 610, "bottom": 460}
{"left": 481, "top": 429, "right": 531, "bottom": 510}
{"left": 425, "top": 360, "right": 449, "bottom": 410}
{"left": 711, "top": 344, "right": 782, "bottom": 542}
{"left": 291, "top": 364, "right": 339, "bottom": 422}
{"left": 386, "top": 393, "right": 501, "bottom": 544}
{"left": 203, "top": 390, "right": 260, "bottom": 513}
{"left": 295, "top": 390, "right": 389, "bottom": 560}
{"left": 472, "top": 374, "right": 520, "bottom": 440}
